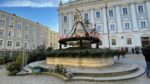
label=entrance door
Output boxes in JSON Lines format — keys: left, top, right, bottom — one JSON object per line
{"left": 141, "top": 37, "right": 150, "bottom": 47}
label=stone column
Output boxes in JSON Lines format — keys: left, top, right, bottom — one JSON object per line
{"left": 130, "top": 3, "right": 138, "bottom": 31}
{"left": 116, "top": 6, "right": 122, "bottom": 32}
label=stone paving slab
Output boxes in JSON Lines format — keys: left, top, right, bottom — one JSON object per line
{"left": 0, "top": 54, "right": 150, "bottom": 84}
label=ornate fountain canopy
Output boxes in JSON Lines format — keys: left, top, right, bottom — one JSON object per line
{"left": 59, "top": 9, "right": 100, "bottom": 48}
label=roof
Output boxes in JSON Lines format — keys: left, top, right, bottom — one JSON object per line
{"left": 0, "top": 10, "right": 49, "bottom": 28}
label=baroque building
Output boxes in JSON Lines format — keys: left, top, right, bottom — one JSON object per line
{"left": 0, "top": 10, "right": 58, "bottom": 50}
{"left": 58, "top": 0, "right": 150, "bottom": 49}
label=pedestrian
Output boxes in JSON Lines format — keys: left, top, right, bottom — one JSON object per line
{"left": 121, "top": 47, "right": 126, "bottom": 58}
{"left": 117, "top": 49, "right": 120, "bottom": 60}
{"left": 132, "top": 47, "right": 135, "bottom": 54}
{"left": 142, "top": 45, "right": 150, "bottom": 78}
{"left": 125, "top": 47, "right": 128, "bottom": 54}
{"left": 135, "top": 46, "right": 139, "bottom": 54}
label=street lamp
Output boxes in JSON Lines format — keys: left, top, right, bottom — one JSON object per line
{"left": 102, "top": 0, "right": 111, "bottom": 49}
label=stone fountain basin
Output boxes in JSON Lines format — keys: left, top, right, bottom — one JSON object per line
{"left": 46, "top": 57, "right": 114, "bottom": 67}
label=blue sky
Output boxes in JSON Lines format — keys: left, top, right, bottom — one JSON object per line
{"left": 0, "top": 0, "right": 69, "bottom": 32}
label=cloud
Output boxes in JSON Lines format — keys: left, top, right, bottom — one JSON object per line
{"left": 0, "top": 0, "right": 70, "bottom": 7}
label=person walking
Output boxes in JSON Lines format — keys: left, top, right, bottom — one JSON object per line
{"left": 121, "top": 47, "right": 126, "bottom": 58}
{"left": 132, "top": 47, "right": 135, "bottom": 54}
{"left": 125, "top": 47, "right": 128, "bottom": 54}
{"left": 142, "top": 45, "right": 150, "bottom": 78}
{"left": 117, "top": 49, "right": 120, "bottom": 60}
{"left": 135, "top": 46, "right": 139, "bottom": 54}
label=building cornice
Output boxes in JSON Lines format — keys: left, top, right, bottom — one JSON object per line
{"left": 58, "top": 0, "right": 147, "bottom": 13}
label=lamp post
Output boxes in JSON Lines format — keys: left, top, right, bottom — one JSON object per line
{"left": 102, "top": 0, "right": 111, "bottom": 49}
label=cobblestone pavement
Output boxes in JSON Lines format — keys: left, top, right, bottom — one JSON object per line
{"left": 0, "top": 54, "right": 150, "bottom": 84}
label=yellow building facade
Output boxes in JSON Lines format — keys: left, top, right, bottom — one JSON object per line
{"left": 0, "top": 10, "right": 58, "bottom": 50}
{"left": 48, "top": 30, "right": 58, "bottom": 49}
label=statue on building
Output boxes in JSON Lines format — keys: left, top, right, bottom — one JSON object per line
{"left": 74, "top": 8, "right": 82, "bottom": 22}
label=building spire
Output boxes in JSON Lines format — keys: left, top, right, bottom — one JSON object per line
{"left": 59, "top": 0, "right": 62, "bottom": 6}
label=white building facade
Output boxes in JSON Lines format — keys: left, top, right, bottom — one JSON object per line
{"left": 0, "top": 11, "right": 50, "bottom": 50}
{"left": 58, "top": 0, "right": 150, "bottom": 49}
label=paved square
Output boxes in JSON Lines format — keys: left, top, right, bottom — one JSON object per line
{"left": 0, "top": 54, "right": 150, "bottom": 84}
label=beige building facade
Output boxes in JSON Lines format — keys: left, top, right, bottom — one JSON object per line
{"left": 0, "top": 10, "right": 58, "bottom": 50}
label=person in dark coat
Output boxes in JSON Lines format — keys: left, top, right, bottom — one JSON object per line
{"left": 142, "top": 45, "right": 150, "bottom": 78}
{"left": 135, "top": 46, "right": 139, "bottom": 54}
{"left": 117, "top": 49, "right": 120, "bottom": 60}
{"left": 125, "top": 47, "right": 128, "bottom": 54}
{"left": 132, "top": 47, "right": 135, "bottom": 54}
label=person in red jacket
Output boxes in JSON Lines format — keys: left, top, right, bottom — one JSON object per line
{"left": 120, "top": 47, "right": 126, "bottom": 58}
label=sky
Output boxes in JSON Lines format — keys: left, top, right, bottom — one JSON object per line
{"left": 0, "top": 0, "right": 70, "bottom": 32}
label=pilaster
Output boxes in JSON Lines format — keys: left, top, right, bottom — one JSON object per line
{"left": 102, "top": 7, "right": 108, "bottom": 33}
{"left": 90, "top": 9, "right": 95, "bottom": 28}
{"left": 146, "top": 1, "right": 150, "bottom": 29}
{"left": 130, "top": 3, "right": 138, "bottom": 31}
{"left": 59, "top": 13, "right": 62, "bottom": 36}
{"left": 68, "top": 12, "right": 72, "bottom": 33}
{"left": 116, "top": 6, "right": 123, "bottom": 32}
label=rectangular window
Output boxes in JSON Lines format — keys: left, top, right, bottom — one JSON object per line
{"left": 0, "top": 40, "right": 3, "bottom": 46}
{"left": 109, "top": 10, "right": 113, "bottom": 17}
{"left": 32, "top": 43, "right": 35, "bottom": 48}
{"left": 96, "top": 12, "right": 100, "bottom": 18}
{"left": 109, "top": 24, "right": 115, "bottom": 31}
{"left": 99, "top": 39, "right": 103, "bottom": 46}
{"left": 0, "top": 19, "right": 5, "bottom": 26}
{"left": 17, "top": 24, "right": 22, "bottom": 30}
{"left": 85, "top": 13, "right": 88, "bottom": 20}
{"left": 138, "top": 5, "right": 144, "bottom": 13}
{"left": 140, "top": 21, "right": 147, "bottom": 29}
{"left": 7, "top": 41, "right": 12, "bottom": 47}
{"left": 96, "top": 25, "right": 102, "bottom": 32}
{"left": 25, "top": 34, "right": 28, "bottom": 39}
{"left": 8, "top": 31, "right": 13, "bottom": 37}
{"left": 0, "top": 29, "right": 4, "bottom": 38}
{"left": 124, "top": 22, "right": 130, "bottom": 30}
{"left": 24, "top": 43, "right": 28, "bottom": 49}
{"left": 16, "top": 31, "right": 21, "bottom": 39}
{"left": 25, "top": 26, "right": 28, "bottom": 31}
{"left": 16, "top": 42, "right": 20, "bottom": 47}
{"left": 64, "top": 16, "right": 67, "bottom": 22}
{"left": 9, "top": 22, "right": 14, "bottom": 28}
{"left": 123, "top": 8, "right": 128, "bottom": 15}
{"left": 127, "top": 38, "right": 132, "bottom": 45}
{"left": 111, "top": 39, "right": 116, "bottom": 45}
{"left": 64, "top": 44, "right": 67, "bottom": 47}
{"left": 64, "top": 29, "right": 67, "bottom": 35}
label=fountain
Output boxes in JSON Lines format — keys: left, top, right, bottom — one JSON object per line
{"left": 26, "top": 9, "right": 145, "bottom": 81}
{"left": 46, "top": 9, "right": 117, "bottom": 67}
